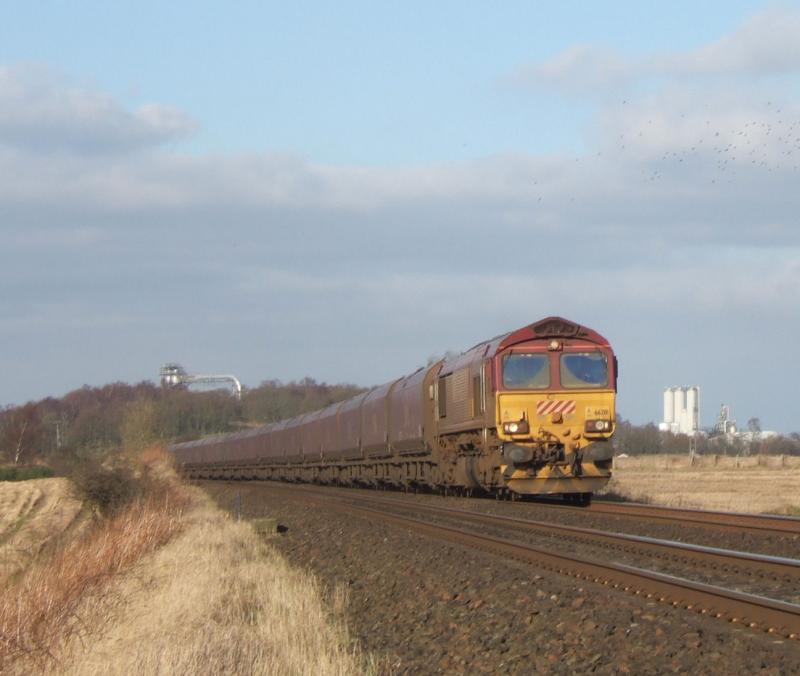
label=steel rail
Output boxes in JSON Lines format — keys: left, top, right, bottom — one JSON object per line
{"left": 333, "top": 494, "right": 800, "bottom": 582}
{"left": 583, "top": 501, "right": 800, "bottom": 535}
{"left": 337, "top": 501, "right": 800, "bottom": 639}
{"left": 258, "top": 482, "right": 800, "bottom": 580}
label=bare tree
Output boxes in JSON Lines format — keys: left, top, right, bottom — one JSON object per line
{"left": 746, "top": 417, "right": 763, "bottom": 456}
{"left": 747, "top": 417, "right": 762, "bottom": 434}
{"left": 0, "top": 404, "right": 39, "bottom": 465}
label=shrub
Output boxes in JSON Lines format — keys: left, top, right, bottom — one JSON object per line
{"left": 70, "top": 461, "right": 147, "bottom": 516}
{"left": 0, "top": 465, "right": 55, "bottom": 481}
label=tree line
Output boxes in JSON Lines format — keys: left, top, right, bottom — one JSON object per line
{"left": 0, "top": 379, "right": 366, "bottom": 466}
{"left": 612, "top": 418, "right": 800, "bottom": 456}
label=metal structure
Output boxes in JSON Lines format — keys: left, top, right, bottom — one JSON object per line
{"left": 159, "top": 363, "right": 242, "bottom": 399}
{"left": 659, "top": 386, "right": 699, "bottom": 434}
{"left": 714, "top": 404, "right": 737, "bottom": 436}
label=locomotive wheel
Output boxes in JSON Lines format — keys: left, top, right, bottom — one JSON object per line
{"left": 565, "top": 492, "right": 592, "bottom": 506}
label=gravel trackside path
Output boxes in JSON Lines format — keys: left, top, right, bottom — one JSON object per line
{"left": 203, "top": 482, "right": 800, "bottom": 675}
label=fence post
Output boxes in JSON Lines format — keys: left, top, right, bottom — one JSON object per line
{"left": 234, "top": 490, "right": 243, "bottom": 521}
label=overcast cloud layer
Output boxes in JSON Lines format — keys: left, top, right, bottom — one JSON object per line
{"left": 1, "top": 8, "right": 799, "bottom": 431}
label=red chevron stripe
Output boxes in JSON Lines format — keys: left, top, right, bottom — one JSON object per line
{"left": 538, "top": 401, "right": 555, "bottom": 415}
{"left": 536, "top": 400, "right": 576, "bottom": 416}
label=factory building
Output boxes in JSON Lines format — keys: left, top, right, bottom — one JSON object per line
{"left": 659, "top": 386, "right": 699, "bottom": 435}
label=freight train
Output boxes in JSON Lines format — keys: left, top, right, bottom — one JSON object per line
{"left": 171, "top": 317, "right": 617, "bottom": 500}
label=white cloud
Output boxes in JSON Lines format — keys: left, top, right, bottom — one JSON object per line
{"left": 653, "top": 8, "right": 800, "bottom": 77}
{"left": 0, "top": 64, "right": 196, "bottom": 154}
{"left": 513, "top": 8, "right": 800, "bottom": 94}
{"left": 509, "top": 45, "right": 632, "bottom": 96}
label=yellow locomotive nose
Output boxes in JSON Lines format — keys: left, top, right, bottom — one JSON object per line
{"left": 496, "top": 345, "right": 616, "bottom": 495}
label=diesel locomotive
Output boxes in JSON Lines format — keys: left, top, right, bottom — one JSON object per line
{"left": 171, "top": 317, "right": 617, "bottom": 499}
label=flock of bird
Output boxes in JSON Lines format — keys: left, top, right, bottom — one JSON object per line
{"left": 528, "top": 100, "right": 800, "bottom": 204}
{"left": 617, "top": 101, "right": 800, "bottom": 185}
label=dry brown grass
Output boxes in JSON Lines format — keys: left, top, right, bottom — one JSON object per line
{"left": 0, "top": 478, "right": 83, "bottom": 585}
{"left": 0, "top": 446, "right": 369, "bottom": 675}
{"left": 604, "top": 454, "right": 800, "bottom": 513}
{"left": 52, "top": 490, "right": 370, "bottom": 676}
{"left": 0, "top": 485, "right": 189, "bottom": 671}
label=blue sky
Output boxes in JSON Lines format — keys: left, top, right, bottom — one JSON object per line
{"left": 1, "top": 1, "right": 799, "bottom": 431}
{"left": 0, "top": 1, "right": 771, "bottom": 162}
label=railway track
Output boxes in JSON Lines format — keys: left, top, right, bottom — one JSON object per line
{"left": 340, "top": 494, "right": 800, "bottom": 583}
{"left": 251, "top": 482, "right": 800, "bottom": 639}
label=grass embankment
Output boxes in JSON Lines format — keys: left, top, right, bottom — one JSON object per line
{"left": 0, "top": 478, "right": 83, "bottom": 585}
{"left": 0, "top": 449, "right": 367, "bottom": 675}
{"left": 60, "top": 493, "right": 368, "bottom": 675}
{"left": 603, "top": 453, "right": 800, "bottom": 514}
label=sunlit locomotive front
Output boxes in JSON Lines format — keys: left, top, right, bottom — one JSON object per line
{"left": 432, "top": 317, "right": 616, "bottom": 500}
{"left": 171, "top": 317, "right": 617, "bottom": 500}
{"left": 491, "top": 317, "right": 616, "bottom": 497}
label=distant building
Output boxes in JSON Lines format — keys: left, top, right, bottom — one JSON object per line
{"left": 709, "top": 404, "right": 777, "bottom": 443}
{"left": 658, "top": 386, "right": 699, "bottom": 435}
{"left": 714, "top": 404, "right": 737, "bottom": 436}
{"left": 738, "top": 430, "right": 778, "bottom": 442}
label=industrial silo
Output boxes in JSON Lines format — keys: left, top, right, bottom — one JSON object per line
{"left": 686, "top": 386, "right": 699, "bottom": 432}
{"left": 663, "top": 388, "right": 675, "bottom": 426}
{"left": 673, "top": 387, "right": 686, "bottom": 433}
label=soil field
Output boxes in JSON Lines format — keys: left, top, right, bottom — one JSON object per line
{"left": 0, "top": 478, "right": 83, "bottom": 584}
{"left": 203, "top": 481, "right": 800, "bottom": 675}
{"left": 606, "top": 454, "right": 800, "bottom": 514}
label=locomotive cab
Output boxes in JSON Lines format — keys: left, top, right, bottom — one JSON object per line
{"left": 494, "top": 319, "right": 616, "bottom": 496}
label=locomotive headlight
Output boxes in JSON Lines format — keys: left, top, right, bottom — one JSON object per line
{"left": 503, "top": 420, "right": 529, "bottom": 434}
{"left": 585, "top": 419, "right": 612, "bottom": 432}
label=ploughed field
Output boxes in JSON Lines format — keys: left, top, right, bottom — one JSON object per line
{"left": 607, "top": 454, "right": 800, "bottom": 514}
{"left": 203, "top": 481, "right": 800, "bottom": 674}
{"left": 0, "top": 478, "right": 83, "bottom": 584}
